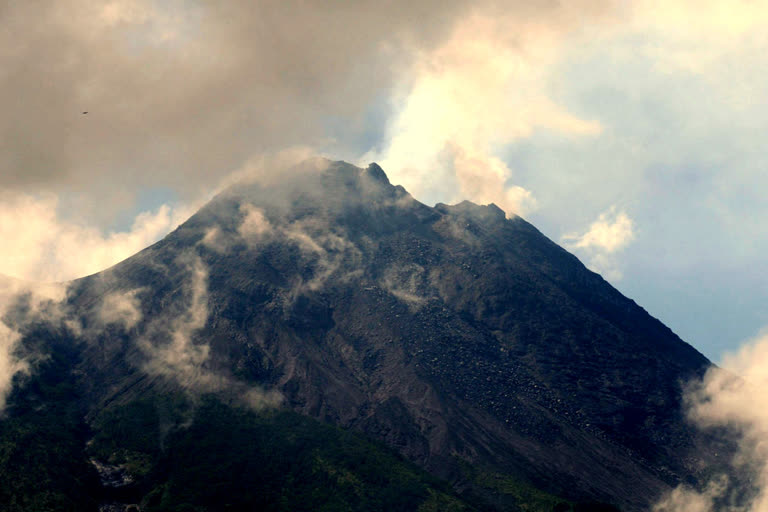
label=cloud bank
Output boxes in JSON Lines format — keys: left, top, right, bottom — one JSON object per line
{"left": 0, "top": 0, "right": 465, "bottom": 200}
{"left": 655, "top": 329, "right": 768, "bottom": 511}
{"left": 0, "top": 192, "right": 191, "bottom": 281}
{"left": 370, "top": 8, "right": 606, "bottom": 217}
{"left": 0, "top": 0, "right": 608, "bottom": 280}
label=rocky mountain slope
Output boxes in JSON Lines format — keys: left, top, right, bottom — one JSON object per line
{"left": 2, "top": 160, "right": 719, "bottom": 511}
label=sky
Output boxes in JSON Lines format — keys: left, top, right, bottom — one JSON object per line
{"left": 1, "top": 0, "right": 767, "bottom": 362}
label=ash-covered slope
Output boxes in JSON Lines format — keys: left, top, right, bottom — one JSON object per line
{"left": 59, "top": 160, "right": 713, "bottom": 510}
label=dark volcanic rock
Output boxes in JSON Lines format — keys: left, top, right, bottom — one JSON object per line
{"left": 61, "top": 159, "right": 713, "bottom": 510}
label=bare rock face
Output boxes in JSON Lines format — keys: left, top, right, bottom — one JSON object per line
{"left": 65, "top": 160, "right": 713, "bottom": 510}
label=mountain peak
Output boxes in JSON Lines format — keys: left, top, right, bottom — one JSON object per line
{"left": 435, "top": 199, "right": 507, "bottom": 222}
{"left": 364, "top": 162, "right": 390, "bottom": 185}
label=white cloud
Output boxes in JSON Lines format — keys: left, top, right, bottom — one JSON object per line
{"left": 0, "top": 192, "right": 192, "bottom": 281}
{"left": 0, "top": 322, "right": 27, "bottom": 412}
{"left": 653, "top": 477, "right": 729, "bottom": 512}
{"left": 282, "top": 221, "right": 362, "bottom": 297}
{"left": 630, "top": 0, "right": 768, "bottom": 40}
{"left": 563, "top": 207, "right": 635, "bottom": 280}
{"left": 219, "top": 148, "right": 325, "bottom": 190}
{"left": 237, "top": 204, "right": 272, "bottom": 241}
{"left": 369, "top": 9, "right": 604, "bottom": 217}
{"left": 564, "top": 206, "right": 635, "bottom": 253}
{"left": 98, "top": 288, "right": 143, "bottom": 329}
{"left": 0, "top": 278, "right": 70, "bottom": 411}
{"left": 139, "top": 255, "right": 210, "bottom": 388}
{"left": 654, "top": 328, "right": 768, "bottom": 511}
{"left": 445, "top": 145, "right": 538, "bottom": 217}
{"left": 3, "top": 0, "right": 768, "bottom": 365}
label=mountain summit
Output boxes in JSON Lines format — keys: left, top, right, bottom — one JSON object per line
{"left": 3, "top": 160, "right": 717, "bottom": 511}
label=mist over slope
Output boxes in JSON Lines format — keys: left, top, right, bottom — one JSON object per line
{"left": 1, "top": 160, "right": 727, "bottom": 511}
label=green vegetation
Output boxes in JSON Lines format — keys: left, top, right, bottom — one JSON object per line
{"left": 453, "top": 459, "right": 569, "bottom": 512}
{"left": 1, "top": 360, "right": 478, "bottom": 512}
{"left": 0, "top": 340, "right": 100, "bottom": 512}
{"left": 0, "top": 334, "right": 614, "bottom": 512}
{"left": 456, "top": 460, "right": 621, "bottom": 512}
{"left": 473, "top": 470, "right": 568, "bottom": 512}
{"left": 109, "top": 396, "right": 475, "bottom": 511}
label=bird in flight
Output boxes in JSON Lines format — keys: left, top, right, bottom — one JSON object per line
{"left": 82, "top": 111, "right": 88, "bottom": 114}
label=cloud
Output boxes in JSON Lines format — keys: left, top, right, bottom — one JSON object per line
{"left": 381, "top": 263, "right": 429, "bottom": 310}
{"left": 0, "top": 0, "right": 478, "bottom": 281}
{"left": 97, "top": 288, "right": 143, "bottom": 329}
{"left": 0, "top": 1, "right": 611, "bottom": 279}
{"left": 0, "top": 1, "right": 611, "bottom": 282}
{"left": 242, "top": 387, "right": 285, "bottom": 410}
{"left": 562, "top": 206, "right": 635, "bottom": 281}
{"left": 0, "top": 192, "right": 191, "bottom": 281}
{"left": 200, "top": 226, "right": 228, "bottom": 253}
{"left": 5, "top": 0, "right": 768, "bottom": 363}
{"left": 204, "top": 167, "right": 365, "bottom": 302}
{"left": 654, "top": 477, "right": 729, "bottom": 512}
{"left": 136, "top": 252, "right": 281, "bottom": 409}
{"left": 0, "top": 322, "right": 27, "bottom": 412}
{"left": 630, "top": 0, "right": 768, "bottom": 42}
{"left": 0, "top": 278, "right": 71, "bottom": 411}
{"left": 138, "top": 254, "right": 211, "bottom": 388}
{"left": 218, "top": 148, "right": 328, "bottom": 191}
{"left": 202, "top": 201, "right": 274, "bottom": 253}
{"left": 237, "top": 204, "right": 272, "bottom": 241}
{"left": 282, "top": 221, "right": 363, "bottom": 299}
{"left": 443, "top": 144, "right": 538, "bottom": 217}
{"left": 0, "top": 1, "right": 466, "bottom": 204}
{"left": 500, "top": 0, "right": 768, "bottom": 357}
{"left": 369, "top": 7, "right": 606, "bottom": 217}
{"left": 563, "top": 206, "right": 635, "bottom": 253}
{"left": 653, "top": 329, "right": 768, "bottom": 511}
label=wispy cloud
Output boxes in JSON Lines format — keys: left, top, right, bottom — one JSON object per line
{"left": 0, "top": 321, "right": 27, "bottom": 412}
{"left": 237, "top": 204, "right": 273, "bottom": 241}
{"left": 380, "top": 263, "right": 430, "bottom": 310}
{"left": 138, "top": 254, "right": 212, "bottom": 388}
{"left": 0, "top": 279, "right": 71, "bottom": 411}
{"left": 136, "top": 252, "right": 281, "bottom": 409}
{"left": 0, "top": 1, "right": 465, "bottom": 204}
{"left": 562, "top": 206, "right": 635, "bottom": 280}
{"left": 97, "top": 288, "right": 143, "bottom": 330}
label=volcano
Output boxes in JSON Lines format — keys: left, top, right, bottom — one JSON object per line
{"left": 0, "top": 160, "right": 720, "bottom": 511}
